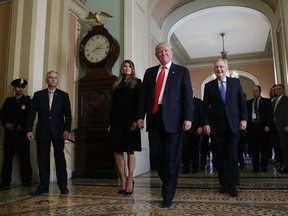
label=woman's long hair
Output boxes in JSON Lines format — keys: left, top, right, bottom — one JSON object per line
{"left": 113, "top": 60, "right": 138, "bottom": 89}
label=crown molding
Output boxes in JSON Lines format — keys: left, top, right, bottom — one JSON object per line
{"left": 72, "top": 0, "right": 86, "bottom": 9}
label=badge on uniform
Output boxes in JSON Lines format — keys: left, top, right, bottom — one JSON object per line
{"left": 21, "top": 104, "right": 26, "bottom": 110}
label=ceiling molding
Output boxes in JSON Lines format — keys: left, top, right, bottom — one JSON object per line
{"left": 72, "top": 0, "right": 87, "bottom": 9}
{"left": 261, "top": 0, "right": 278, "bottom": 13}
{"left": 0, "top": 0, "right": 11, "bottom": 3}
{"left": 159, "top": 0, "right": 193, "bottom": 28}
{"left": 184, "top": 52, "right": 273, "bottom": 70}
{"left": 170, "top": 33, "right": 190, "bottom": 61}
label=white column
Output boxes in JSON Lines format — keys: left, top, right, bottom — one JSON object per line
{"left": 280, "top": 0, "right": 288, "bottom": 85}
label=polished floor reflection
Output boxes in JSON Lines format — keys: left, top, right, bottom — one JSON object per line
{"left": 1, "top": 158, "right": 288, "bottom": 215}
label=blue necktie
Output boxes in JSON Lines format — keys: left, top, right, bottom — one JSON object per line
{"left": 220, "top": 81, "right": 226, "bottom": 103}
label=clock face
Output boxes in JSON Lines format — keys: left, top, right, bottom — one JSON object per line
{"left": 84, "top": 34, "right": 111, "bottom": 64}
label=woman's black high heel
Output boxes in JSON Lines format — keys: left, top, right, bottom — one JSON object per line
{"left": 123, "top": 180, "right": 135, "bottom": 196}
{"left": 118, "top": 177, "right": 127, "bottom": 194}
{"left": 118, "top": 189, "right": 126, "bottom": 194}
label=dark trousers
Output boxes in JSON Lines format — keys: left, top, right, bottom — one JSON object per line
{"left": 200, "top": 135, "right": 210, "bottom": 168}
{"left": 248, "top": 124, "right": 270, "bottom": 171}
{"left": 1, "top": 131, "right": 32, "bottom": 185}
{"left": 277, "top": 132, "right": 288, "bottom": 167}
{"left": 36, "top": 134, "right": 67, "bottom": 191}
{"left": 182, "top": 132, "right": 200, "bottom": 172}
{"left": 211, "top": 130, "right": 240, "bottom": 187}
{"left": 148, "top": 109, "right": 183, "bottom": 202}
{"left": 238, "top": 130, "right": 247, "bottom": 167}
{"left": 271, "top": 126, "right": 282, "bottom": 164}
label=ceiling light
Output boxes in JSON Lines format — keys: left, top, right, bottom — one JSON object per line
{"left": 220, "top": 33, "right": 228, "bottom": 59}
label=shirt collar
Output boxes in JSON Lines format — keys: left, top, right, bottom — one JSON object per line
{"left": 48, "top": 88, "right": 56, "bottom": 94}
{"left": 160, "top": 61, "right": 172, "bottom": 70}
{"left": 217, "top": 77, "right": 227, "bottom": 84}
{"left": 277, "top": 95, "right": 283, "bottom": 101}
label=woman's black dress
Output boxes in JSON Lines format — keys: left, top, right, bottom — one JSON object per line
{"left": 108, "top": 79, "right": 142, "bottom": 152}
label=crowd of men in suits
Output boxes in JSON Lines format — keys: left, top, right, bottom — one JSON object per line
{"left": 181, "top": 83, "right": 288, "bottom": 175}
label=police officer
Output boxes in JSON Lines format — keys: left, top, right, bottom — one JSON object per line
{"left": 0, "top": 78, "right": 32, "bottom": 188}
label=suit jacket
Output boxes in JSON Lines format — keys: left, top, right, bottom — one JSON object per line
{"left": 190, "top": 97, "right": 203, "bottom": 132}
{"left": 26, "top": 88, "right": 72, "bottom": 141}
{"left": 273, "top": 95, "right": 288, "bottom": 132}
{"left": 202, "top": 77, "right": 247, "bottom": 135}
{"left": 246, "top": 96, "right": 273, "bottom": 129}
{"left": 137, "top": 63, "right": 193, "bottom": 133}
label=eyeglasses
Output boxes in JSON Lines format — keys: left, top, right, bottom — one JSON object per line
{"left": 214, "top": 65, "right": 226, "bottom": 69}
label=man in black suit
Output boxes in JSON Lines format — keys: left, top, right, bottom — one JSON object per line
{"left": 137, "top": 42, "right": 193, "bottom": 208}
{"left": 26, "top": 71, "right": 72, "bottom": 196}
{"left": 203, "top": 59, "right": 247, "bottom": 197}
{"left": 182, "top": 95, "right": 203, "bottom": 174}
{"left": 246, "top": 85, "right": 273, "bottom": 173}
{"left": 272, "top": 84, "right": 288, "bottom": 173}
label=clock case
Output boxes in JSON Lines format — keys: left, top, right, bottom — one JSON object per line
{"left": 73, "top": 26, "right": 120, "bottom": 179}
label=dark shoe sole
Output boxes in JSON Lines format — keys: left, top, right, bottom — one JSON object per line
{"left": 31, "top": 190, "right": 49, "bottom": 196}
{"left": 60, "top": 189, "right": 69, "bottom": 194}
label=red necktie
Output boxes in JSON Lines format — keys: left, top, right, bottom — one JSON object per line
{"left": 152, "top": 66, "right": 166, "bottom": 113}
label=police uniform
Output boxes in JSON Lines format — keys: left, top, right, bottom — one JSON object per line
{"left": 0, "top": 78, "right": 32, "bottom": 187}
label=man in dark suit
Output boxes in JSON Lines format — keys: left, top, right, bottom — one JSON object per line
{"left": 26, "top": 71, "right": 72, "bottom": 196}
{"left": 203, "top": 59, "right": 247, "bottom": 197}
{"left": 137, "top": 42, "right": 193, "bottom": 208}
{"left": 182, "top": 95, "right": 203, "bottom": 174}
{"left": 246, "top": 85, "right": 273, "bottom": 173}
{"left": 272, "top": 84, "right": 288, "bottom": 173}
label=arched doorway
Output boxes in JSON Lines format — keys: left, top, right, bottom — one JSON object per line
{"left": 200, "top": 70, "right": 259, "bottom": 100}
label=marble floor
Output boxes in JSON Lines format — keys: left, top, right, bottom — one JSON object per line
{"left": 1, "top": 158, "right": 288, "bottom": 215}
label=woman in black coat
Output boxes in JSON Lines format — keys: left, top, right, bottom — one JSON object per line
{"left": 108, "top": 60, "right": 142, "bottom": 195}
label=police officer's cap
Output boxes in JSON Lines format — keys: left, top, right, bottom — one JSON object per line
{"left": 11, "top": 78, "right": 28, "bottom": 88}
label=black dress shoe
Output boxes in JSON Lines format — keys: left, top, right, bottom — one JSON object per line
{"left": 181, "top": 168, "right": 189, "bottom": 174}
{"left": 0, "top": 182, "right": 10, "bottom": 188}
{"left": 219, "top": 185, "right": 227, "bottom": 193}
{"left": 22, "top": 182, "right": 31, "bottom": 187}
{"left": 261, "top": 168, "right": 267, "bottom": 172}
{"left": 161, "top": 200, "right": 172, "bottom": 208}
{"left": 278, "top": 167, "right": 288, "bottom": 174}
{"left": 191, "top": 169, "right": 198, "bottom": 174}
{"left": 60, "top": 188, "right": 69, "bottom": 194}
{"left": 31, "top": 189, "right": 48, "bottom": 196}
{"left": 228, "top": 187, "right": 238, "bottom": 197}
{"left": 252, "top": 169, "right": 260, "bottom": 174}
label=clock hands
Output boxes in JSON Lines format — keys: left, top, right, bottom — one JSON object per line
{"left": 92, "top": 42, "right": 108, "bottom": 53}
